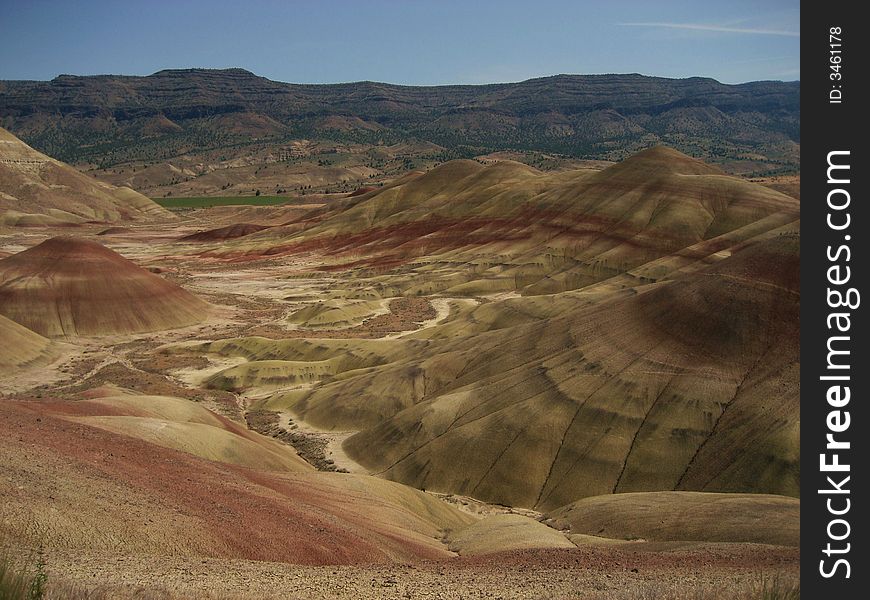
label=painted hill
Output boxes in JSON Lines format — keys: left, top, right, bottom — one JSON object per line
{"left": 169, "top": 148, "right": 801, "bottom": 510}
{"left": 221, "top": 147, "right": 799, "bottom": 296}
{"left": 189, "top": 224, "right": 799, "bottom": 511}
{"left": 71, "top": 393, "right": 313, "bottom": 472}
{"left": 0, "top": 237, "right": 210, "bottom": 337}
{"left": 0, "top": 127, "right": 170, "bottom": 226}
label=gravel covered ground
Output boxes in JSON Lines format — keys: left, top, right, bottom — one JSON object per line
{"left": 42, "top": 544, "right": 798, "bottom": 600}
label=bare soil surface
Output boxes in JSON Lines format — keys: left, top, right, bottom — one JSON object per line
{"left": 41, "top": 544, "right": 799, "bottom": 600}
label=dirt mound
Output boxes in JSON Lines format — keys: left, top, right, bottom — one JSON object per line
{"left": 181, "top": 223, "right": 271, "bottom": 242}
{"left": 220, "top": 147, "right": 797, "bottom": 299}
{"left": 70, "top": 393, "right": 312, "bottom": 472}
{"left": 0, "top": 314, "right": 56, "bottom": 375}
{"left": 545, "top": 491, "right": 799, "bottom": 547}
{"left": 447, "top": 514, "right": 575, "bottom": 556}
{"left": 601, "top": 145, "right": 723, "bottom": 177}
{"left": 97, "top": 226, "right": 132, "bottom": 236}
{"left": 0, "top": 236, "right": 210, "bottom": 337}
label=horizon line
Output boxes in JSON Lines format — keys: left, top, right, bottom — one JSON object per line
{"left": 1, "top": 68, "right": 801, "bottom": 87}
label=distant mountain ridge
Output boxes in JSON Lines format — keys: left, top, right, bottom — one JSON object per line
{"left": 0, "top": 69, "right": 799, "bottom": 169}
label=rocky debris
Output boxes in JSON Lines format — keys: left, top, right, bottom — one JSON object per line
{"left": 246, "top": 409, "right": 348, "bottom": 472}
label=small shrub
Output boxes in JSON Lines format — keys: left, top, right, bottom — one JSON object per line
{"left": 0, "top": 555, "right": 30, "bottom": 599}
{"left": 0, "top": 546, "right": 47, "bottom": 600}
{"left": 28, "top": 550, "right": 47, "bottom": 600}
{"left": 757, "top": 576, "right": 800, "bottom": 600}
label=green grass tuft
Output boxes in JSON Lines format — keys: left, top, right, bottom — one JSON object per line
{"left": 0, "top": 547, "right": 47, "bottom": 600}
{"left": 757, "top": 575, "right": 800, "bottom": 600}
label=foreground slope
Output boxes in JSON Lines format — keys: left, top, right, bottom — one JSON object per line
{"left": 0, "top": 127, "right": 170, "bottom": 225}
{"left": 0, "top": 236, "right": 210, "bottom": 336}
{"left": 0, "top": 396, "right": 475, "bottom": 564}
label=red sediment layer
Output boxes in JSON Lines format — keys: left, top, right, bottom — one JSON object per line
{"left": 1, "top": 399, "right": 457, "bottom": 564}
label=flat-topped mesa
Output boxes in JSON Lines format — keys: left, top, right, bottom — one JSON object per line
{"left": 0, "top": 71, "right": 798, "bottom": 177}
{"left": 0, "top": 236, "right": 210, "bottom": 337}
{"left": 150, "top": 67, "right": 259, "bottom": 77}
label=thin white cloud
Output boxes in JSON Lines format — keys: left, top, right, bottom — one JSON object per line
{"left": 730, "top": 55, "right": 794, "bottom": 64}
{"left": 620, "top": 22, "right": 799, "bottom": 37}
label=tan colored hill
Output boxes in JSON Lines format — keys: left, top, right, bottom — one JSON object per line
{"left": 0, "top": 313, "right": 57, "bottom": 375}
{"left": 0, "top": 236, "right": 210, "bottom": 337}
{"left": 287, "top": 299, "right": 388, "bottom": 329}
{"left": 447, "top": 514, "right": 576, "bottom": 556}
{"left": 71, "top": 393, "right": 312, "bottom": 472}
{"left": 220, "top": 147, "right": 798, "bottom": 296}
{"left": 339, "top": 231, "right": 799, "bottom": 510}
{"left": 545, "top": 491, "right": 799, "bottom": 547}
{"left": 0, "top": 126, "right": 170, "bottom": 226}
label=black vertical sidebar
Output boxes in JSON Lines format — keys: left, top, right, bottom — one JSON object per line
{"left": 802, "top": 1, "right": 867, "bottom": 596}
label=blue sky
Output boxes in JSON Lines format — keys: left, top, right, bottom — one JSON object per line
{"left": 0, "top": 0, "right": 800, "bottom": 84}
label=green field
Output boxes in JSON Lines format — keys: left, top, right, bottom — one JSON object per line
{"left": 153, "top": 195, "right": 290, "bottom": 208}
